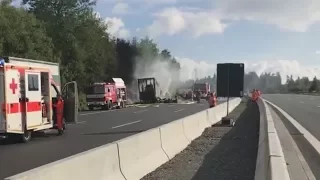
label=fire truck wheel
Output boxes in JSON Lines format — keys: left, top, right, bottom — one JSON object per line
{"left": 103, "top": 102, "right": 111, "bottom": 110}
{"left": 107, "top": 101, "right": 112, "bottom": 110}
{"left": 118, "top": 102, "right": 124, "bottom": 109}
{"left": 116, "top": 102, "right": 121, "bottom": 109}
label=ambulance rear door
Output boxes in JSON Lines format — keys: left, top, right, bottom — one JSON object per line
{"left": 23, "top": 70, "right": 43, "bottom": 129}
{"left": 4, "top": 67, "right": 23, "bottom": 133}
{"left": 0, "top": 68, "right": 5, "bottom": 132}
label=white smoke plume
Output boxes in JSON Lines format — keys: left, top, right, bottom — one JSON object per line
{"left": 134, "top": 59, "right": 172, "bottom": 93}
{"left": 176, "top": 57, "right": 320, "bottom": 84}
{"left": 128, "top": 56, "right": 320, "bottom": 102}
{"left": 129, "top": 57, "right": 181, "bottom": 101}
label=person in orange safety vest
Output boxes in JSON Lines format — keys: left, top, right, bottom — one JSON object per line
{"left": 251, "top": 89, "right": 258, "bottom": 102}
{"left": 53, "top": 94, "right": 64, "bottom": 134}
{"left": 209, "top": 92, "right": 217, "bottom": 108}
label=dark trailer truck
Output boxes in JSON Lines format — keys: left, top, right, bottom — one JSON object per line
{"left": 137, "top": 78, "right": 160, "bottom": 103}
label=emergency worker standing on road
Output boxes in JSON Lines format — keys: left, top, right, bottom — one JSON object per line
{"left": 209, "top": 92, "right": 217, "bottom": 108}
{"left": 53, "top": 94, "right": 64, "bottom": 134}
{"left": 196, "top": 89, "right": 201, "bottom": 102}
{"left": 251, "top": 89, "right": 258, "bottom": 102}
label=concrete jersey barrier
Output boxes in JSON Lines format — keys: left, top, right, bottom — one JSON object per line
{"left": 210, "top": 97, "right": 242, "bottom": 121}
{"left": 160, "top": 119, "right": 190, "bottom": 159}
{"left": 254, "top": 99, "right": 269, "bottom": 180}
{"left": 5, "top": 143, "right": 125, "bottom": 180}
{"left": 254, "top": 98, "right": 290, "bottom": 180}
{"left": 6, "top": 98, "right": 242, "bottom": 180}
{"left": 117, "top": 128, "right": 169, "bottom": 180}
{"left": 183, "top": 111, "right": 208, "bottom": 141}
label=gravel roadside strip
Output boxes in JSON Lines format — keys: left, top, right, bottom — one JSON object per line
{"left": 141, "top": 100, "right": 259, "bottom": 180}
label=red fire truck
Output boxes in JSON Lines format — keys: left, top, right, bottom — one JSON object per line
{"left": 193, "top": 83, "right": 211, "bottom": 99}
{"left": 0, "top": 57, "right": 78, "bottom": 143}
{"left": 86, "top": 78, "right": 127, "bottom": 110}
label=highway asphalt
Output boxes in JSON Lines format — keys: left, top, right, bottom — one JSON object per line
{"left": 0, "top": 99, "right": 226, "bottom": 179}
{"left": 263, "top": 94, "right": 320, "bottom": 141}
{"left": 263, "top": 94, "right": 320, "bottom": 178}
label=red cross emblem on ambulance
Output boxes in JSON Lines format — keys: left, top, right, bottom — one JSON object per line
{"left": 9, "top": 78, "right": 18, "bottom": 94}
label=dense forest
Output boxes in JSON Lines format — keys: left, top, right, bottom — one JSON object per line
{"left": 0, "top": 0, "right": 180, "bottom": 108}
{"left": 1, "top": 0, "right": 319, "bottom": 110}
{"left": 189, "top": 72, "right": 320, "bottom": 95}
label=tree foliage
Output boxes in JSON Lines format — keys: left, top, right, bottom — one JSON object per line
{"left": 0, "top": 2, "right": 56, "bottom": 61}
{"left": 0, "top": 1, "right": 182, "bottom": 108}
{"left": 193, "top": 72, "right": 320, "bottom": 94}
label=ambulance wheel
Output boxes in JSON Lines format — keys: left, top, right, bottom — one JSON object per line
{"left": 58, "top": 129, "right": 64, "bottom": 135}
{"left": 20, "top": 130, "right": 32, "bottom": 143}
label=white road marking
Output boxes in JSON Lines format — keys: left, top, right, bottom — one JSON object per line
{"left": 134, "top": 110, "right": 148, "bottom": 114}
{"left": 300, "top": 101, "right": 304, "bottom": 104}
{"left": 136, "top": 105, "right": 149, "bottom": 108}
{"left": 77, "top": 121, "right": 86, "bottom": 124}
{"left": 317, "top": 106, "right": 320, "bottom": 108}
{"left": 112, "top": 120, "right": 142, "bottom": 129}
{"left": 80, "top": 110, "right": 116, "bottom": 116}
{"left": 174, "top": 109, "right": 184, "bottom": 113}
{"left": 67, "top": 121, "right": 87, "bottom": 125}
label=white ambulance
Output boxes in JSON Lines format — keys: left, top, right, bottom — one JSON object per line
{"left": 0, "top": 56, "right": 79, "bottom": 143}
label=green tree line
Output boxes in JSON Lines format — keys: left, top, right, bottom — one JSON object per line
{"left": 192, "top": 72, "right": 320, "bottom": 94}
{"left": 0, "top": 0, "right": 180, "bottom": 109}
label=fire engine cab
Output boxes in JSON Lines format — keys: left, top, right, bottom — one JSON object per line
{"left": 0, "top": 56, "right": 78, "bottom": 143}
{"left": 86, "top": 78, "right": 127, "bottom": 110}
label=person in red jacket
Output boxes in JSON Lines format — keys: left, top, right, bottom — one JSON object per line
{"left": 53, "top": 94, "right": 65, "bottom": 134}
{"left": 209, "top": 92, "right": 217, "bottom": 108}
{"left": 251, "top": 89, "right": 258, "bottom": 102}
